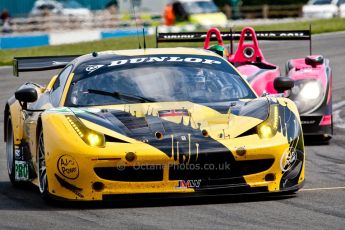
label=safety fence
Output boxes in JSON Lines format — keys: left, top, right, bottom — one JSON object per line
{"left": 240, "top": 4, "right": 303, "bottom": 19}
{"left": 6, "top": 12, "right": 162, "bottom": 33}
{"left": 0, "top": 4, "right": 309, "bottom": 49}
{"left": 0, "top": 4, "right": 307, "bottom": 34}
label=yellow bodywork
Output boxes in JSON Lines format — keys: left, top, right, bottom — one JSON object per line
{"left": 6, "top": 48, "right": 305, "bottom": 200}
{"left": 41, "top": 100, "right": 304, "bottom": 200}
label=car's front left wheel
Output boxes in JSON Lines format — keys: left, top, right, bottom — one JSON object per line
{"left": 37, "top": 129, "right": 50, "bottom": 201}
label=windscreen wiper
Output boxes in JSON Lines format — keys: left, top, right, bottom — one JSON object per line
{"left": 87, "top": 89, "right": 156, "bottom": 103}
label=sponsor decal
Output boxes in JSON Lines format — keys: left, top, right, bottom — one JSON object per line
{"left": 301, "top": 120, "right": 316, "bottom": 124}
{"left": 280, "top": 147, "right": 298, "bottom": 172}
{"left": 108, "top": 56, "right": 221, "bottom": 67}
{"left": 83, "top": 57, "right": 221, "bottom": 73}
{"left": 85, "top": 64, "right": 104, "bottom": 73}
{"left": 161, "top": 33, "right": 232, "bottom": 40}
{"left": 161, "top": 32, "right": 307, "bottom": 40}
{"left": 55, "top": 174, "right": 84, "bottom": 198}
{"left": 15, "top": 146, "right": 21, "bottom": 158}
{"left": 15, "top": 161, "right": 29, "bottom": 181}
{"left": 253, "top": 32, "right": 307, "bottom": 38}
{"left": 171, "top": 133, "right": 199, "bottom": 164}
{"left": 57, "top": 155, "right": 79, "bottom": 179}
{"left": 177, "top": 179, "right": 202, "bottom": 189}
{"left": 158, "top": 109, "right": 189, "bottom": 117}
{"left": 162, "top": 34, "right": 208, "bottom": 39}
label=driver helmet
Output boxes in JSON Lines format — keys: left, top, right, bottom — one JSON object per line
{"left": 195, "top": 75, "right": 206, "bottom": 90}
{"left": 207, "top": 45, "right": 228, "bottom": 58}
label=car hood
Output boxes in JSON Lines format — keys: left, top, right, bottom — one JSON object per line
{"left": 189, "top": 13, "right": 227, "bottom": 27}
{"left": 68, "top": 100, "right": 269, "bottom": 142}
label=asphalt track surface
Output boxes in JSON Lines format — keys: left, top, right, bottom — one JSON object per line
{"left": 0, "top": 32, "right": 345, "bottom": 230}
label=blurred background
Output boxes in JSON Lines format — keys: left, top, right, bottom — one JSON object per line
{"left": 0, "top": 0, "right": 345, "bottom": 49}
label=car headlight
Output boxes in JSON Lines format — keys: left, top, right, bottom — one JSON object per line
{"left": 66, "top": 115, "right": 105, "bottom": 147}
{"left": 257, "top": 104, "right": 279, "bottom": 139}
{"left": 299, "top": 81, "right": 321, "bottom": 100}
{"left": 289, "top": 79, "right": 324, "bottom": 114}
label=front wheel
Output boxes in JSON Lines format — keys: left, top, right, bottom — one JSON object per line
{"left": 37, "top": 129, "right": 50, "bottom": 201}
{"left": 6, "top": 116, "right": 17, "bottom": 185}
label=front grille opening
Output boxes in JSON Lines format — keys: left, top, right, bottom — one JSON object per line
{"left": 94, "top": 166, "right": 163, "bottom": 182}
{"left": 169, "top": 159, "right": 274, "bottom": 181}
{"left": 236, "top": 159, "right": 274, "bottom": 175}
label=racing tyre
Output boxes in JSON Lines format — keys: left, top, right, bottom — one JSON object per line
{"left": 6, "top": 116, "right": 18, "bottom": 186}
{"left": 321, "top": 135, "right": 331, "bottom": 145}
{"left": 37, "top": 129, "right": 51, "bottom": 201}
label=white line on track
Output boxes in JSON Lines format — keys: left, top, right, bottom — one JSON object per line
{"left": 333, "top": 101, "right": 345, "bottom": 129}
{"left": 301, "top": 186, "right": 345, "bottom": 191}
{"left": 334, "top": 110, "right": 345, "bottom": 129}
{"left": 334, "top": 100, "right": 345, "bottom": 111}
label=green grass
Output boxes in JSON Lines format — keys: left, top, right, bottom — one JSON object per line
{"left": 1, "top": 17, "right": 344, "bottom": 66}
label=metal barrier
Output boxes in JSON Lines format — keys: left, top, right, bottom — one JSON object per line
{"left": 7, "top": 12, "right": 162, "bottom": 33}
{"left": 240, "top": 4, "right": 303, "bottom": 19}
{"left": 1, "top": 5, "right": 305, "bottom": 34}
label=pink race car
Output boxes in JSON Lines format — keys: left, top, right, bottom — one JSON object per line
{"left": 156, "top": 27, "right": 333, "bottom": 142}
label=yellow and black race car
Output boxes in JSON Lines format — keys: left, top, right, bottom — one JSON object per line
{"left": 4, "top": 48, "right": 305, "bottom": 201}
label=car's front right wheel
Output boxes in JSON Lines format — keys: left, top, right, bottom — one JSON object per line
{"left": 6, "top": 116, "right": 17, "bottom": 186}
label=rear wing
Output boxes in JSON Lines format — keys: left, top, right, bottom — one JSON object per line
{"left": 13, "top": 55, "right": 80, "bottom": 77}
{"left": 155, "top": 26, "right": 312, "bottom": 55}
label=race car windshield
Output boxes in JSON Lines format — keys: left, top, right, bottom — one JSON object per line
{"left": 311, "top": 0, "right": 332, "bottom": 5}
{"left": 66, "top": 55, "right": 256, "bottom": 106}
{"left": 182, "top": 1, "right": 219, "bottom": 14}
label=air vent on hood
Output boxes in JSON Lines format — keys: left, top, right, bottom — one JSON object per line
{"left": 112, "top": 111, "right": 148, "bottom": 130}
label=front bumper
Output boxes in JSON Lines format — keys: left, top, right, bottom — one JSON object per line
{"left": 41, "top": 113, "right": 305, "bottom": 201}
{"left": 44, "top": 135, "right": 305, "bottom": 201}
{"left": 300, "top": 115, "right": 332, "bottom": 137}
{"left": 101, "top": 181, "right": 305, "bottom": 201}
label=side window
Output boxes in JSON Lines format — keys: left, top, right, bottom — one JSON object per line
{"left": 50, "top": 65, "right": 73, "bottom": 107}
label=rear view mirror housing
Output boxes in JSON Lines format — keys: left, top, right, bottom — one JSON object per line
{"left": 15, "top": 87, "right": 38, "bottom": 110}
{"left": 274, "top": 77, "right": 294, "bottom": 93}
{"left": 305, "top": 55, "right": 324, "bottom": 67}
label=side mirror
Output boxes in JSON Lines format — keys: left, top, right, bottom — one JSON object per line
{"left": 15, "top": 88, "right": 38, "bottom": 110}
{"left": 305, "top": 55, "right": 324, "bottom": 67}
{"left": 274, "top": 77, "right": 294, "bottom": 93}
